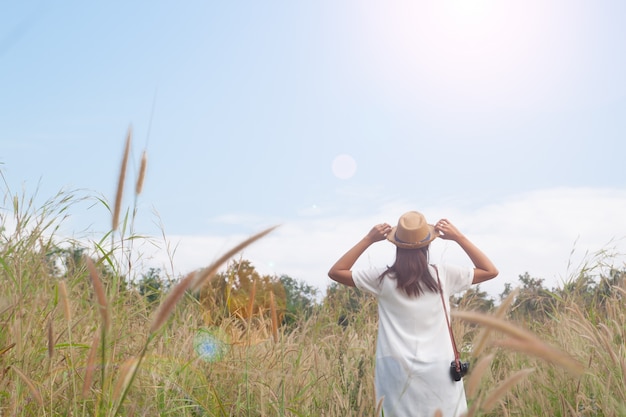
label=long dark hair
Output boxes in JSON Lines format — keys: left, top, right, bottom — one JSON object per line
{"left": 379, "top": 246, "right": 439, "bottom": 297}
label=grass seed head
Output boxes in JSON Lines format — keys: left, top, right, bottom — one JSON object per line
{"left": 47, "top": 318, "right": 54, "bottom": 359}
{"left": 11, "top": 366, "right": 43, "bottom": 407}
{"left": 85, "top": 255, "right": 109, "bottom": 329}
{"left": 150, "top": 271, "right": 196, "bottom": 334}
{"left": 113, "top": 356, "right": 140, "bottom": 402}
{"left": 58, "top": 280, "right": 71, "bottom": 322}
{"left": 113, "top": 127, "right": 131, "bottom": 230}
{"left": 481, "top": 368, "right": 534, "bottom": 412}
{"left": 82, "top": 334, "right": 100, "bottom": 398}
{"left": 135, "top": 150, "right": 147, "bottom": 195}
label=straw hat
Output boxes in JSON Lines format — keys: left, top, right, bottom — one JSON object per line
{"left": 386, "top": 211, "right": 438, "bottom": 249}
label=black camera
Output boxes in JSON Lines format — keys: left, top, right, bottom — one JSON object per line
{"left": 449, "top": 360, "right": 470, "bottom": 382}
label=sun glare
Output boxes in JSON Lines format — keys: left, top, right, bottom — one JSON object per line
{"left": 449, "top": 0, "right": 491, "bottom": 16}
{"left": 349, "top": 0, "right": 584, "bottom": 111}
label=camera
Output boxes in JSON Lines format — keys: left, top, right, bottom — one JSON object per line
{"left": 449, "top": 360, "right": 470, "bottom": 382}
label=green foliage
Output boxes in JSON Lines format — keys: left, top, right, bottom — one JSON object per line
{"left": 506, "top": 272, "right": 556, "bottom": 322}
{"left": 454, "top": 285, "right": 495, "bottom": 312}
{"left": 324, "top": 282, "right": 376, "bottom": 328}
{"left": 133, "top": 267, "right": 172, "bottom": 305}
{"left": 279, "top": 274, "right": 318, "bottom": 327}
{"left": 498, "top": 267, "right": 626, "bottom": 326}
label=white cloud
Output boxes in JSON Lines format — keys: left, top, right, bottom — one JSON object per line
{"left": 147, "top": 187, "right": 626, "bottom": 300}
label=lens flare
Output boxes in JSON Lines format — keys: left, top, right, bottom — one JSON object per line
{"left": 193, "top": 328, "right": 228, "bottom": 362}
{"left": 332, "top": 154, "right": 357, "bottom": 180}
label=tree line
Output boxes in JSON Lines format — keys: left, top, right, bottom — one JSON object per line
{"left": 46, "top": 244, "right": 625, "bottom": 329}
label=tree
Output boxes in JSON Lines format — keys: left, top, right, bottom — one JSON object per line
{"left": 279, "top": 274, "right": 318, "bottom": 327}
{"left": 45, "top": 244, "right": 85, "bottom": 278}
{"left": 323, "top": 282, "right": 376, "bottom": 328}
{"left": 595, "top": 268, "right": 625, "bottom": 305}
{"left": 135, "top": 267, "right": 172, "bottom": 305}
{"left": 506, "top": 272, "right": 555, "bottom": 323}
{"left": 559, "top": 271, "right": 596, "bottom": 306}
{"left": 198, "top": 259, "right": 286, "bottom": 325}
{"left": 561, "top": 267, "right": 626, "bottom": 312}
{"left": 45, "top": 244, "right": 129, "bottom": 294}
{"left": 453, "top": 285, "right": 495, "bottom": 312}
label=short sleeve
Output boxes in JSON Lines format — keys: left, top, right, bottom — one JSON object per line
{"left": 438, "top": 263, "right": 474, "bottom": 295}
{"left": 352, "top": 266, "right": 387, "bottom": 296}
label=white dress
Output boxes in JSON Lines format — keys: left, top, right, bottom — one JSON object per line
{"left": 353, "top": 263, "right": 473, "bottom": 417}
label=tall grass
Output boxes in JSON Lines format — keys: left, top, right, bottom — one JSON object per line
{"left": 0, "top": 133, "right": 624, "bottom": 416}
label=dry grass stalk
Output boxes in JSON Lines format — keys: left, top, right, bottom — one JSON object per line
{"left": 466, "top": 402, "right": 479, "bottom": 417}
{"left": 454, "top": 310, "right": 584, "bottom": 375}
{"left": 472, "top": 289, "right": 518, "bottom": 358}
{"left": 494, "top": 288, "right": 518, "bottom": 319}
{"left": 247, "top": 279, "right": 257, "bottom": 320}
{"left": 112, "top": 127, "right": 132, "bottom": 230}
{"left": 82, "top": 334, "right": 100, "bottom": 398}
{"left": 454, "top": 310, "right": 535, "bottom": 344}
{"left": 11, "top": 366, "right": 44, "bottom": 407}
{"left": 14, "top": 317, "right": 22, "bottom": 356}
{"left": 58, "top": 280, "right": 71, "bottom": 322}
{"left": 135, "top": 150, "right": 147, "bottom": 195}
{"left": 597, "top": 323, "right": 620, "bottom": 367}
{"left": 465, "top": 353, "right": 495, "bottom": 398}
{"left": 47, "top": 318, "right": 54, "bottom": 359}
{"left": 153, "top": 228, "right": 277, "bottom": 334}
{"left": 614, "top": 286, "right": 626, "bottom": 297}
{"left": 269, "top": 290, "right": 279, "bottom": 343}
{"left": 113, "top": 357, "right": 140, "bottom": 401}
{"left": 150, "top": 271, "right": 196, "bottom": 334}
{"left": 190, "top": 225, "right": 280, "bottom": 292}
{"left": 567, "top": 306, "right": 597, "bottom": 338}
{"left": 0, "top": 301, "right": 16, "bottom": 317}
{"left": 560, "top": 393, "right": 578, "bottom": 416}
{"left": 576, "top": 352, "right": 594, "bottom": 394}
{"left": 85, "top": 256, "right": 109, "bottom": 329}
{"left": 374, "top": 397, "right": 384, "bottom": 417}
{"left": 493, "top": 337, "right": 584, "bottom": 376}
{"left": 480, "top": 368, "right": 534, "bottom": 412}
{"left": 0, "top": 343, "right": 15, "bottom": 356}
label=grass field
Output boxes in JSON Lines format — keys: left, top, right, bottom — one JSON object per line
{"left": 1, "top": 136, "right": 624, "bottom": 416}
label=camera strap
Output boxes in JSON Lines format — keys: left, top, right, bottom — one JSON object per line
{"left": 432, "top": 265, "right": 461, "bottom": 372}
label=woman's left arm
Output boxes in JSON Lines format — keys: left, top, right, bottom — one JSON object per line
{"left": 435, "top": 219, "right": 499, "bottom": 284}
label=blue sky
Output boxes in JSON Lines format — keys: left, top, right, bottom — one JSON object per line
{"left": 2, "top": 1, "right": 625, "bottom": 297}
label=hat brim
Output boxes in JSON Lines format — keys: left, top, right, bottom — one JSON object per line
{"left": 386, "top": 224, "right": 439, "bottom": 249}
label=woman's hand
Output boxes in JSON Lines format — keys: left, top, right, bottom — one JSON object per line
{"left": 435, "top": 218, "right": 499, "bottom": 284}
{"left": 366, "top": 223, "right": 392, "bottom": 243}
{"left": 435, "top": 218, "right": 464, "bottom": 241}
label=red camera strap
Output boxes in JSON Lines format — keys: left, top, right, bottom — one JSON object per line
{"left": 433, "top": 265, "right": 461, "bottom": 371}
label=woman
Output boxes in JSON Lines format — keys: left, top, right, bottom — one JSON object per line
{"left": 328, "top": 211, "right": 498, "bottom": 417}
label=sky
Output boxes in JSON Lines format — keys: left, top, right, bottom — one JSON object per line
{"left": 1, "top": 0, "right": 625, "bottom": 299}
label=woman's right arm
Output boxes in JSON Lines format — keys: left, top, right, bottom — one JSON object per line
{"left": 435, "top": 219, "right": 499, "bottom": 284}
{"left": 328, "top": 223, "right": 391, "bottom": 287}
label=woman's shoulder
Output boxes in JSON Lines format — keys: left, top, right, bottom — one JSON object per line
{"left": 432, "top": 263, "right": 473, "bottom": 293}
{"left": 355, "top": 265, "right": 389, "bottom": 276}
{"left": 353, "top": 266, "right": 388, "bottom": 294}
